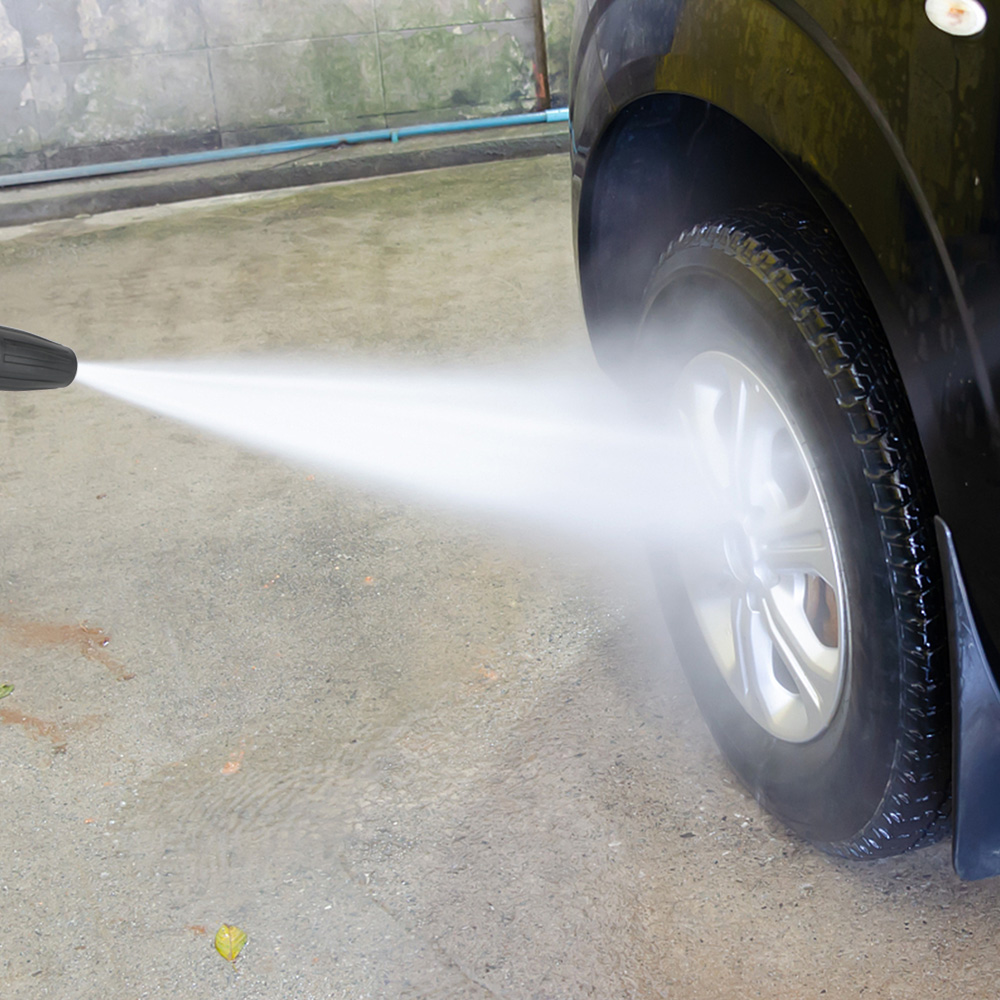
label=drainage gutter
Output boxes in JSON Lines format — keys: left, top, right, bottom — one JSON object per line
{"left": 0, "top": 109, "right": 571, "bottom": 189}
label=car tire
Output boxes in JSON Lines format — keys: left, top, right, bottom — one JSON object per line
{"left": 635, "top": 206, "right": 950, "bottom": 858}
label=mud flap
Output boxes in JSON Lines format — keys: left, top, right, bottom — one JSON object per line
{"left": 936, "top": 517, "right": 1000, "bottom": 880}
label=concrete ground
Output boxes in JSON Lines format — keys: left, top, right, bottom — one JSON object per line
{"left": 0, "top": 155, "right": 998, "bottom": 1000}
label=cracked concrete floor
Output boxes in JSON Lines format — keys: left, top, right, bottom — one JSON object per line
{"left": 1, "top": 156, "right": 999, "bottom": 999}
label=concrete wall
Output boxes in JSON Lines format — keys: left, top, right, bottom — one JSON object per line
{"left": 0, "top": 0, "right": 573, "bottom": 176}
{"left": 542, "top": 0, "right": 571, "bottom": 107}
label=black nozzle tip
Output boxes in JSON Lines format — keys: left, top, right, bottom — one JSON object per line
{"left": 0, "top": 326, "right": 77, "bottom": 391}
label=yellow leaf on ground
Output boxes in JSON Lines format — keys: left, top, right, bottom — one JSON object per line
{"left": 214, "top": 924, "right": 248, "bottom": 962}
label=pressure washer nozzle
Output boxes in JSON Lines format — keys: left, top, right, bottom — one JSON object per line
{"left": 0, "top": 326, "right": 77, "bottom": 390}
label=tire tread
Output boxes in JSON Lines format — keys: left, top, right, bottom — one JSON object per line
{"left": 663, "top": 206, "right": 950, "bottom": 859}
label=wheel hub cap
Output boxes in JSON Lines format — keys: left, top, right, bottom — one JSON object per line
{"left": 674, "top": 351, "right": 848, "bottom": 743}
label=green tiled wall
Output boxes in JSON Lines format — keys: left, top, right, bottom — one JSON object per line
{"left": 0, "top": 0, "right": 573, "bottom": 174}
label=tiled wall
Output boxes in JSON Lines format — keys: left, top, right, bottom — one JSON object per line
{"left": 0, "top": 0, "right": 573, "bottom": 174}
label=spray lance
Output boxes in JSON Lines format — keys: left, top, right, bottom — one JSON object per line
{"left": 0, "top": 326, "right": 77, "bottom": 390}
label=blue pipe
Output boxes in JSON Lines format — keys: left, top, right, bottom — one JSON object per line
{"left": 0, "top": 108, "right": 570, "bottom": 189}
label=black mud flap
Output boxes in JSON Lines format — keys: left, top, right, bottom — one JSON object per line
{"left": 936, "top": 517, "right": 1000, "bottom": 880}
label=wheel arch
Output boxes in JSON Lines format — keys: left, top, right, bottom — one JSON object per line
{"left": 576, "top": 94, "right": 858, "bottom": 370}
{"left": 576, "top": 88, "right": 922, "bottom": 400}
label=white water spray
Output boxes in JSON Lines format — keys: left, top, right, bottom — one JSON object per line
{"left": 77, "top": 358, "right": 714, "bottom": 547}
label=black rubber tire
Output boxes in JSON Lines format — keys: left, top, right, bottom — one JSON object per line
{"left": 636, "top": 206, "right": 950, "bottom": 859}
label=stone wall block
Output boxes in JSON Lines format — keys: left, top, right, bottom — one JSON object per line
{"left": 376, "top": 0, "right": 533, "bottom": 32}
{"left": 210, "top": 34, "right": 384, "bottom": 138}
{"left": 74, "top": 0, "right": 207, "bottom": 59}
{"left": 6, "top": 0, "right": 205, "bottom": 65}
{"left": 5, "top": 0, "right": 82, "bottom": 64}
{"left": 541, "top": 0, "right": 572, "bottom": 106}
{"left": 0, "top": 63, "right": 40, "bottom": 160}
{"left": 0, "top": 1, "right": 25, "bottom": 67}
{"left": 30, "top": 50, "right": 216, "bottom": 148}
{"left": 380, "top": 20, "right": 538, "bottom": 117}
{"left": 203, "top": 0, "right": 374, "bottom": 47}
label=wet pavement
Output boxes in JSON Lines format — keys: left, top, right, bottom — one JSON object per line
{"left": 1, "top": 155, "right": 999, "bottom": 999}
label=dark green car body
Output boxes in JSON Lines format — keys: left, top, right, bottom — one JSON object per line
{"left": 570, "top": 0, "right": 1000, "bottom": 877}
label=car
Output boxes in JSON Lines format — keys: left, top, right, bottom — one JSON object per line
{"left": 569, "top": 0, "right": 1000, "bottom": 879}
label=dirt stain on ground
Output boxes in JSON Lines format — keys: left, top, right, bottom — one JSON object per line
{"left": 0, "top": 615, "right": 135, "bottom": 680}
{"left": 0, "top": 706, "right": 67, "bottom": 745}
{"left": 0, "top": 706, "right": 101, "bottom": 749}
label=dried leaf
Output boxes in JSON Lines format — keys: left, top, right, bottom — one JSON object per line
{"left": 0, "top": 685, "right": 13, "bottom": 700}
{"left": 221, "top": 747, "right": 244, "bottom": 775}
{"left": 214, "top": 924, "right": 247, "bottom": 962}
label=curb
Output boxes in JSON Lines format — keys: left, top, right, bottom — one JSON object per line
{"left": 0, "top": 124, "right": 570, "bottom": 227}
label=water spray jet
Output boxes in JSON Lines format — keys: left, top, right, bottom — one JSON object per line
{"left": 74, "top": 357, "right": 722, "bottom": 550}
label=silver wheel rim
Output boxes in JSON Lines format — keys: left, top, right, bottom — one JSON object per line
{"left": 674, "top": 350, "right": 848, "bottom": 743}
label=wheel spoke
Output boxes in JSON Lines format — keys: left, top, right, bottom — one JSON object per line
{"left": 679, "top": 363, "right": 783, "bottom": 507}
{"left": 728, "top": 370, "right": 784, "bottom": 511}
{"left": 732, "top": 591, "right": 801, "bottom": 733}
{"left": 678, "top": 377, "right": 733, "bottom": 497}
{"left": 761, "top": 585, "right": 841, "bottom": 710}
{"left": 731, "top": 594, "right": 757, "bottom": 700}
{"left": 756, "top": 485, "right": 838, "bottom": 588}
{"left": 725, "top": 367, "right": 750, "bottom": 505}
